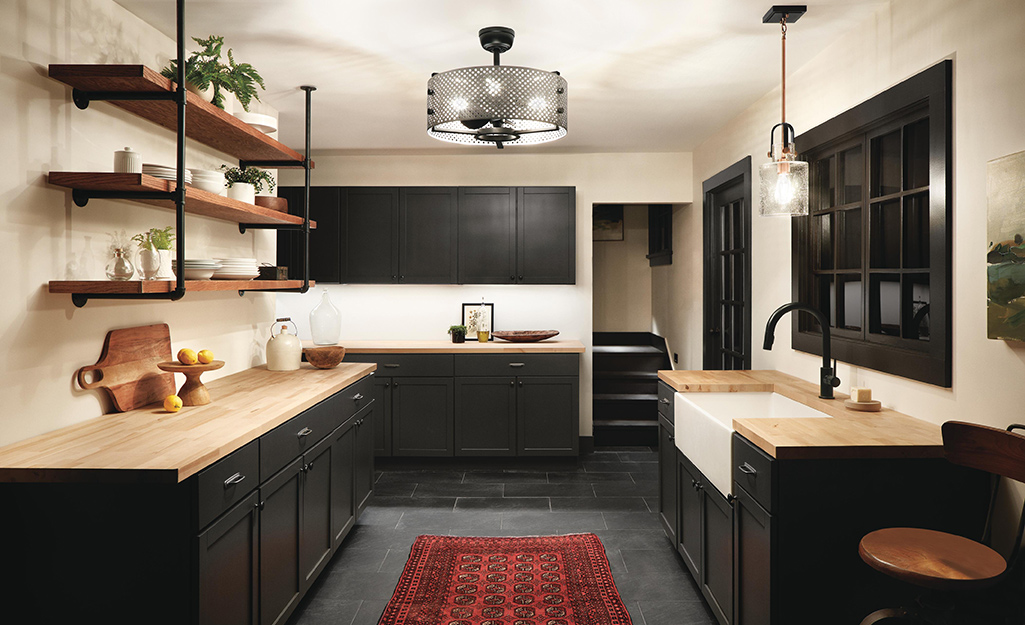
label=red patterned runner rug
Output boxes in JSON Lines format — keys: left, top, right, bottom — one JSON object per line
{"left": 379, "top": 533, "right": 633, "bottom": 625}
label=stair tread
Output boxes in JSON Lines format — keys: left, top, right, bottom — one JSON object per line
{"left": 593, "top": 370, "right": 660, "bottom": 379}
{"left": 592, "top": 419, "right": 660, "bottom": 428}
{"left": 593, "top": 393, "right": 658, "bottom": 402}
{"left": 593, "top": 345, "right": 663, "bottom": 355}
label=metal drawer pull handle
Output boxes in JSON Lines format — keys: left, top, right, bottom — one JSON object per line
{"left": 659, "top": 397, "right": 671, "bottom": 405}
{"left": 223, "top": 473, "right": 246, "bottom": 488}
{"left": 739, "top": 462, "right": 758, "bottom": 475}
{"left": 297, "top": 427, "right": 313, "bottom": 438}
{"left": 352, "top": 393, "right": 364, "bottom": 401}
{"left": 509, "top": 363, "right": 525, "bottom": 368}
{"left": 384, "top": 364, "right": 401, "bottom": 368}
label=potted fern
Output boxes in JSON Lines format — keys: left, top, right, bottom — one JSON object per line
{"left": 160, "top": 35, "right": 265, "bottom": 112}
{"left": 220, "top": 166, "right": 275, "bottom": 204}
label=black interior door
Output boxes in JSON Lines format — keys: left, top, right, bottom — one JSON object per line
{"left": 703, "top": 157, "right": 753, "bottom": 370}
{"left": 399, "top": 187, "right": 457, "bottom": 283}
{"left": 457, "top": 187, "right": 516, "bottom": 284}
{"left": 342, "top": 188, "right": 399, "bottom": 283}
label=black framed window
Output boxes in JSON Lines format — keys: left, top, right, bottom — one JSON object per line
{"left": 792, "top": 61, "right": 952, "bottom": 387}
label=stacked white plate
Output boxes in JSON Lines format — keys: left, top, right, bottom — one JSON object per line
{"left": 171, "top": 258, "right": 222, "bottom": 280}
{"left": 188, "top": 169, "right": 226, "bottom": 194}
{"left": 213, "top": 258, "right": 260, "bottom": 280}
{"left": 143, "top": 163, "right": 193, "bottom": 185}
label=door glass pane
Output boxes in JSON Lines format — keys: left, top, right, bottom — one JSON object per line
{"left": 870, "top": 274, "right": 901, "bottom": 337}
{"left": 871, "top": 200, "right": 901, "bottom": 268}
{"left": 904, "top": 118, "right": 929, "bottom": 190}
{"left": 871, "top": 130, "right": 902, "bottom": 197}
{"left": 815, "top": 155, "right": 835, "bottom": 210}
{"left": 840, "top": 146, "right": 863, "bottom": 204}
{"left": 734, "top": 251, "right": 745, "bottom": 302}
{"left": 904, "top": 275, "right": 930, "bottom": 341}
{"left": 733, "top": 305, "right": 745, "bottom": 355}
{"left": 904, "top": 192, "right": 930, "bottom": 269}
{"left": 813, "top": 274, "right": 836, "bottom": 329}
{"left": 838, "top": 275, "right": 863, "bottom": 331}
{"left": 816, "top": 213, "right": 834, "bottom": 270}
{"left": 837, "top": 208, "right": 862, "bottom": 269}
{"left": 722, "top": 204, "right": 733, "bottom": 251}
{"left": 733, "top": 201, "right": 744, "bottom": 251}
{"left": 722, "top": 255, "right": 733, "bottom": 301}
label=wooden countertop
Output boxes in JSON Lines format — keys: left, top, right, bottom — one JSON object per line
{"left": 323, "top": 340, "right": 586, "bottom": 354}
{"left": 0, "top": 363, "right": 375, "bottom": 484}
{"left": 658, "top": 369, "right": 943, "bottom": 460}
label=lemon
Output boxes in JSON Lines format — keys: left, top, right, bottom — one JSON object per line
{"left": 177, "top": 348, "right": 198, "bottom": 365}
{"left": 197, "top": 349, "right": 215, "bottom": 364}
{"left": 163, "top": 395, "right": 183, "bottom": 412}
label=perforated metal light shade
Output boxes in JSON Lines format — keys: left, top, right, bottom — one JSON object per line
{"left": 427, "top": 65, "right": 568, "bottom": 146}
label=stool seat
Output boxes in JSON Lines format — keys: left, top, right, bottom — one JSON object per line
{"left": 859, "top": 527, "right": 1006, "bottom": 591}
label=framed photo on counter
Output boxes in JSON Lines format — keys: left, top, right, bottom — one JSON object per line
{"left": 462, "top": 303, "right": 494, "bottom": 341}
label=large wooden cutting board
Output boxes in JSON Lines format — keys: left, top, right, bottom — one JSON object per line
{"left": 76, "top": 323, "right": 176, "bottom": 412}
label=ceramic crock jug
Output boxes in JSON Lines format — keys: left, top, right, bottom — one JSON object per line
{"left": 267, "top": 317, "right": 301, "bottom": 371}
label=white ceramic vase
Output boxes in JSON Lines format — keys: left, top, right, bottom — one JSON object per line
{"left": 138, "top": 248, "right": 161, "bottom": 280}
{"left": 228, "top": 182, "right": 256, "bottom": 204}
{"left": 185, "top": 81, "right": 214, "bottom": 103}
{"left": 156, "top": 249, "right": 176, "bottom": 280}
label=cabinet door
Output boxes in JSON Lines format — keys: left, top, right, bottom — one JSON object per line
{"left": 197, "top": 491, "right": 259, "bottom": 625}
{"left": 457, "top": 187, "right": 516, "bottom": 284}
{"left": 657, "top": 419, "right": 678, "bottom": 545}
{"left": 677, "top": 454, "right": 702, "bottom": 579}
{"left": 300, "top": 435, "right": 333, "bottom": 593}
{"left": 354, "top": 405, "right": 376, "bottom": 516}
{"left": 342, "top": 187, "right": 399, "bottom": 283}
{"left": 330, "top": 419, "right": 356, "bottom": 550}
{"left": 516, "top": 377, "right": 578, "bottom": 455}
{"left": 259, "top": 458, "right": 303, "bottom": 625}
{"left": 276, "top": 186, "right": 342, "bottom": 283}
{"left": 455, "top": 377, "right": 517, "bottom": 456}
{"left": 701, "top": 486, "right": 733, "bottom": 625}
{"left": 372, "top": 376, "right": 392, "bottom": 457}
{"left": 517, "top": 187, "right": 576, "bottom": 284}
{"left": 733, "top": 485, "right": 773, "bottom": 625}
{"left": 400, "top": 187, "right": 457, "bottom": 283}
{"left": 391, "top": 378, "right": 454, "bottom": 456}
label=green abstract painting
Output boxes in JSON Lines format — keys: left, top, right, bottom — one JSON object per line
{"left": 988, "top": 150, "right": 1025, "bottom": 340}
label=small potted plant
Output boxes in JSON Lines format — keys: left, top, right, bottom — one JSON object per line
{"left": 160, "top": 35, "right": 266, "bottom": 112}
{"left": 132, "top": 226, "right": 176, "bottom": 280}
{"left": 220, "top": 165, "right": 275, "bottom": 204}
{"left": 448, "top": 325, "right": 467, "bottom": 344}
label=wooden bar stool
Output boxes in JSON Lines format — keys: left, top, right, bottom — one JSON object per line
{"left": 857, "top": 422, "right": 1025, "bottom": 624}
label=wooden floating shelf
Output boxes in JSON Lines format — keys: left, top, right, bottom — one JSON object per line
{"left": 48, "top": 172, "right": 316, "bottom": 228}
{"left": 48, "top": 280, "right": 313, "bottom": 295}
{"left": 48, "top": 64, "right": 312, "bottom": 167}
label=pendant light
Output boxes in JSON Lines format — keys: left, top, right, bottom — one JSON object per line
{"left": 759, "top": 5, "right": 809, "bottom": 216}
{"left": 427, "top": 27, "right": 568, "bottom": 149}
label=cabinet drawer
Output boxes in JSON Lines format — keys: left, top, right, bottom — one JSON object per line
{"left": 261, "top": 393, "right": 344, "bottom": 481}
{"left": 454, "top": 354, "right": 579, "bottom": 377}
{"left": 196, "top": 439, "right": 259, "bottom": 530}
{"left": 732, "top": 433, "right": 776, "bottom": 514}
{"left": 345, "top": 354, "right": 454, "bottom": 377}
{"left": 658, "top": 381, "right": 675, "bottom": 422}
{"left": 341, "top": 375, "right": 374, "bottom": 420}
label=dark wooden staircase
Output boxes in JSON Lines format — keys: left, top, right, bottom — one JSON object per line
{"left": 592, "top": 332, "right": 671, "bottom": 447}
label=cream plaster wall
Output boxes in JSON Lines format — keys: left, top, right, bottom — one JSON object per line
{"left": 593, "top": 205, "right": 653, "bottom": 332}
{"left": 661, "top": 0, "right": 1025, "bottom": 431}
{"left": 277, "top": 152, "right": 694, "bottom": 435}
{"left": 0, "top": 0, "right": 280, "bottom": 446}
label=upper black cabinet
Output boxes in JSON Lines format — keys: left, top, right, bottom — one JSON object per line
{"left": 342, "top": 188, "right": 400, "bottom": 283}
{"left": 517, "top": 187, "right": 576, "bottom": 284}
{"left": 400, "top": 187, "right": 458, "bottom": 283}
{"left": 458, "top": 187, "right": 517, "bottom": 284}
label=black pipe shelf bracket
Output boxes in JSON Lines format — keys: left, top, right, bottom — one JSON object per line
{"left": 72, "top": 89, "right": 176, "bottom": 110}
{"left": 72, "top": 189, "right": 176, "bottom": 208}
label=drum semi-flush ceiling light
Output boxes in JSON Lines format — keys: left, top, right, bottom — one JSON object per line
{"left": 427, "top": 27, "right": 568, "bottom": 149}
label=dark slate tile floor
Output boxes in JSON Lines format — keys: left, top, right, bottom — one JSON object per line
{"left": 289, "top": 448, "right": 716, "bottom": 625}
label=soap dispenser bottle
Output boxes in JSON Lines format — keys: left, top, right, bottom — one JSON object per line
{"left": 267, "top": 317, "right": 301, "bottom": 371}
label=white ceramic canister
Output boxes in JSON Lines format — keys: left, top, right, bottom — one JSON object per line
{"left": 267, "top": 318, "right": 301, "bottom": 371}
{"left": 113, "top": 147, "right": 142, "bottom": 173}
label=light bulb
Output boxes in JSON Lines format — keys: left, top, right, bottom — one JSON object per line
{"left": 774, "top": 171, "right": 796, "bottom": 205}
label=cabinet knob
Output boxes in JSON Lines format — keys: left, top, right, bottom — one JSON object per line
{"left": 393, "top": 381, "right": 399, "bottom": 387}
{"left": 518, "top": 381, "right": 523, "bottom": 387}
{"left": 256, "top": 501, "right": 265, "bottom": 511}
{"left": 727, "top": 493, "right": 736, "bottom": 506}
{"left": 400, "top": 275, "right": 405, "bottom": 280}
{"left": 297, "top": 427, "right": 313, "bottom": 438}
{"left": 518, "top": 275, "right": 523, "bottom": 281}
{"left": 691, "top": 479, "right": 699, "bottom": 490}
{"left": 668, "top": 435, "right": 675, "bottom": 442}
{"left": 308, "top": 461, "right": 314, "bottom": 471}
{"left": 510, "top": 275, "right": 516, "bottom": 281}
{"left": 223, "top": 472, "right": 246, "bottom": 488}
{"left": 392, "top": 275, "right": 397, "bottom": 280}
{"left": 509, "top": 381, "right": 515, "bottom": 387}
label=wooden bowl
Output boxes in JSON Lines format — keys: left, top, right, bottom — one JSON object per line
{"left": 492, "top": 330, "right": 560, "bottom": 343}
{"left": 304, "top": 346, "right": 346, "bottom": 369}
{"left": 255, "top": 196, "right": 288, "bottom": 213}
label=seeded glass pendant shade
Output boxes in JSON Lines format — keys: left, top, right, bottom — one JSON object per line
{"left": 428, "top": 27, "right": 568, "bottom": 149}
{"left": 760, "top": 5, "right": 809, "bottom": 217}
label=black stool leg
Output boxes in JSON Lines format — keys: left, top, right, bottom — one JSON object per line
{"left": 860, "top": 607, "right": 915, "bottom": 625}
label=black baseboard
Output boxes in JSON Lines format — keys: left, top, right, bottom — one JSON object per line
{"left": 578, "top": 436, "right": 594, "bottom": 454}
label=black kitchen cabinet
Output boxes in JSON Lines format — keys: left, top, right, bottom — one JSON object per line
{"left": 458, "top": 187, "right": 517, "bottom": 284}
{"left": 276, "top": 186, "right": 341, "bottom": 283}
{"left": 677, "top": 453, "right": 702, "bottom": 579}
{"left": 197, "top": 491, "right": 260, "bottom": 625}
{"left": 353, "top": 403, "right": 376, "bottom": 515}
{"left": 517, "top": 376, "right": 579, "bottom": 455}
{"left": 733, "top": 485, "right": 772, "bottom": 625}
{"left": 329, "top": 416, "right": 356, "bottom": 550}
{"left": 702, "top": 482, "right": 734, "bottom": 625}
{"left": 657, "top": 415, "right": 678, "bottom": 546}
{"left": 342, "top": 187, "right": 400, "bottom": 283}
{"left": 371, "top": 376, "right": 392, "bottom": 456}
{"left": 400, "top": 187, "right": 458, "bottom": 283}
{"left": 259, "top": 458, "right": 303, "bottom": 625}
{"left": 455, "top": 377, "right": 517, "bottom": 456}
{"left": 299, "top": 435, "right": 333, "bottom": 593}
{"left": 517, "top": 187, "right": 576, "bottom": 283}
{"left": 391, "top": 378, "right": 455, "bottom": 456}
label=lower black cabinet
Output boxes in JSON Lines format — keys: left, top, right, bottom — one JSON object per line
{"left": 197, "top": 491, "right": 260, "bottom": 625}
{"left": 354, "top": 403, "right": 376, "bottom": 515}
{"left": 657, "top": 415, "right": 677, "bottom": 545}
{"left": 392, "top": 378, "right": 454, "bottom": 456}
{"left": 733, "top": 485, "right": 772, "bottom": 625}
{"left": 299, "top": 435, "right": 334, "bottom": 592}
{"left": 259, "top": 458, "right": 303, "bottom": 625}
{"left": 329, "top": 417, "right": 356, "bottom": 549}
{"left": 677, "top": 453, "right": 702, "bottom": 578}
{"left": 702, "top": 484, "right": 733, "bottom": 625}
{"left": 371, "top": 376, "right": 393, "bottom": 456}
{"left": 455, "top": 377, "right": 517, "bottom": 456}
{"left": 517, "top": 377, "right": 579, "bottom": 455}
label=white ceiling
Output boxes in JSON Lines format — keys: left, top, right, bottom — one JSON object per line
{"left": 115, "top": 0, "right": 886, "bottom": 154}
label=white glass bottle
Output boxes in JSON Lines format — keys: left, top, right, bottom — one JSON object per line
{"left": 309, "top": 288, "right": 341, "bottom": 345}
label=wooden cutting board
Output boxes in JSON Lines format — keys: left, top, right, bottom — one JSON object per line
{"left": 76, "top": 323, "right": 176, "bottom": 412}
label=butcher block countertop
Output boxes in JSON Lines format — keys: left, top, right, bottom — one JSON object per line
{"left": 658, "top": 369, "right": 943, "bottom": 460}
{"left": 0, "top": 362, "right": 375, "bottom": 484}
{"left": 332, "top": 339, "right": 586, "bottom": 354}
